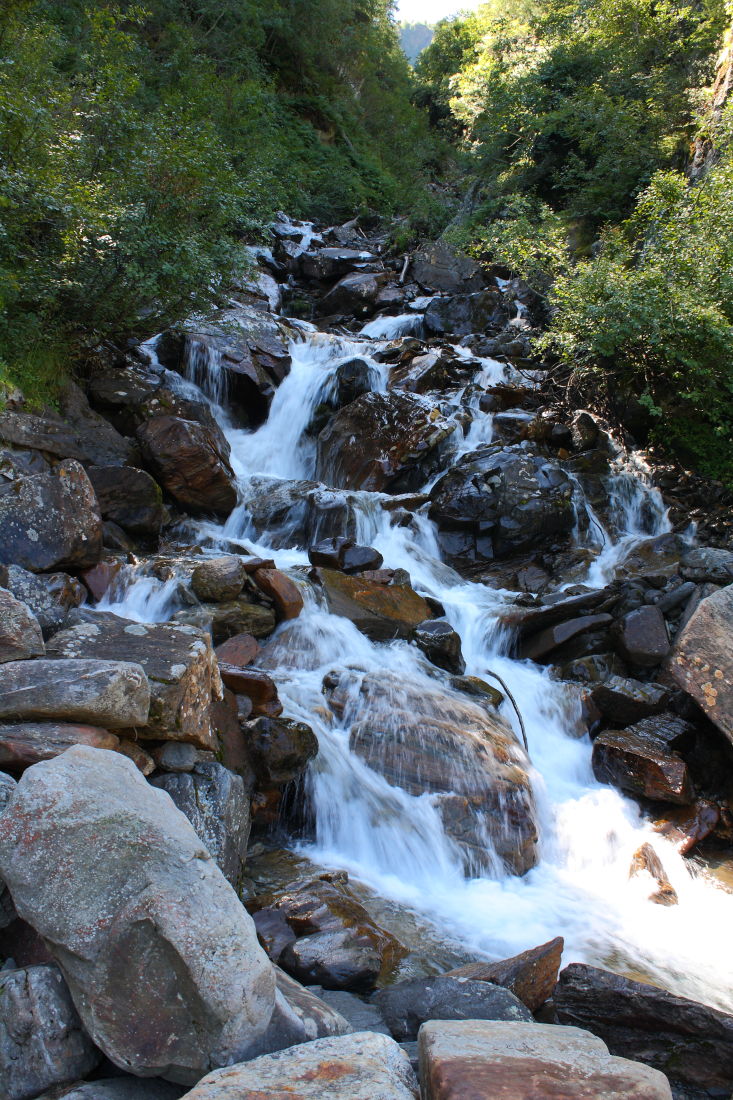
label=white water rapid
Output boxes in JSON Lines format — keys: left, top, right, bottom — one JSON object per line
{"left": 109, "top": 320, "right": 733, "bottom": 1014}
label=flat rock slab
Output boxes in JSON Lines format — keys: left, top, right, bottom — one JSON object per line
{"left": 38, "top": 1081, "right": 183, "bottom": 1100}
{"left": 0, "top": 589, "right": 44, "bottom": 663}
{"left": 419, "top": 1020, "right": 672, "bottom": 1099}
{"left": 0, "top": 659, "right": 150, "bottom": 728}
{"left": 669, "top": 583, "right": 733, "bottom": 744}
{"left": 0, "top": 964, "right": 101, "bottom": 1100}
{"left": 47, "top": 617, "right": 221, "bottom": 748}
{"left": 0, "top": 722, "right": 120, "bottom": 771}
{"left": 314, "top": 569, "right": 435, "bottom": 641}
{"left": 178, "top": 1031, "right": 418, "bottom": 1099}
{"left": 375, "top": 975, "right": 532, "bottom": 1041}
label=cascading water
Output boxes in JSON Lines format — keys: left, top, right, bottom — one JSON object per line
{"left": 105, "top": 309, "right": 733, "bottom": 1013}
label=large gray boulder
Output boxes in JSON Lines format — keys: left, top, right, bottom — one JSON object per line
{"left": 37, "top": 1081, "right": 182, "bottom": 1100}
{"left": 375, "top": 975, "right": 532, "bottom": 1042}
{"left": 0, "top": 747, "right": 346, "bottom": 1084}
{"left": 0, "top": 659, "right": 150, "bottom": 727}
{"left": 0, "top": 589, "right": 44, "bottom": 663}
{"left": 178, "top": 1032, "right": 418, "bottom": 1100}
{"left": 47, "top": 617, "right": 222, "bottom": 749}
{"left": 152, "top": 763, "right": 250, "bottom": 885}
{"left": 0, "top": 772, "right": 17, "bottom": 928}
{"left": 0, "top": 964, "right": 101, "bottom": 1100}
{"left": 0, "top": 460, "right": 103, "bottom": 572}
{"left": 669, "top": 583, "right": 733, "bottom": 745}
{"left": 3, "top": 565, "right": 86, "bottom": 635}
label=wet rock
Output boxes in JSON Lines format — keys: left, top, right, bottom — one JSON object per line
{"left": 375, "top": 975, "right": 531, "bottom": 1042}
{"left": 553, "top": 653, "right": 627, "bottom": 683}
{"left": 680, "top": 547, "right": 733, "bottom": 584}
{"left": 570, "top": 410, "right": 601, "bottom": 452}
{"left": 0, "top": 460, "right": 103, "bottom": 573}
{"left": 244, "top": 477, "right": 358, "bottom": 548}
{"left": 301, "top": 247, "right": 377, "bottom": 281}
{"left": 429, "top": 444, "right": 576, "bottom": 568}
{"left": 251, "top": 876, "right": 406, "bottom": 992}
{"left": 499, "top": 586, "right": 613, "bottom": 639}
{"left": 317, "top": 392, "right": 457, "bottom": 493}
{"left": 319, "top": 271, "right": 384, "bottom": 316}
{"left": 40, "top": 1080, "right": 183, "bottom": 1100}
{"left": 590, "top": 676, "right": 673, "bottom": 726}
{"left": 214, "top": 633, "right": 260, "bottom": 668}
{"left": 325, "top": 670, "right": 537, "bottom": 875}
{"left": 178, "top": 1031, "right": 418, "bottom": 1100}
{"left": 0, "top": 589, "right": 44, "bottom": 663}
{"left": 669, "top": 583, "right": 733, "bottom": 745}
{"left": 137, "top": 416, "right": 237, "bottom": 516}
{"left": 218, "top": 667, "right": 282, "bottom": 718}
{"left": 615, "top": 606, "right": 670, "bottom": 668}
{"left": 80, "top": 561, "right": 123, "bottom": 603}
{"left": 554, "top": 962, "right": 733, "bottom": 1094}
{"left": 444, "top": 935, "right": 564, "bottom": 1012}
{"left": 252, "top": 568, "right": 303, "bottom": 621}
{"left": 47, "top": 618, "right": 221, "bottom": 749}
{"left": 253, "top": 908, "right": 297, "bottom": 961}
{"left": 418, "top": 1019, "right": 672, "bottom": 1100}
{"left": 243, "top": 716, "right": 318, "bottom": 786}
{"left": 0, "top": 722, "right": 123, "bottom": 772}
{"left": 152, "top": 762, "right": 250, "bottom": 885}
{"left": 4, "top": 566, "right": 86, "bottom": 635}
{"left": 424, "top": 290, "right": 507, "bottom": 337}
{"left": 412, "top": 241, "right": 486, "bottom": 294}
{"left": 87, "top": 465, "right": 163, "bottom": 538}
{"left": 102, "top": 520, "right": 136, "bottom": 552}
{"left": 0, "top": 746, "right": 282, "bottom": 1084}
{"left": 334, "top": 357, "right": 376, "bottom": 406}
{"left": 191, "top": 556, "right": 246, "bottom": 603}
{"left": 342, "top": 544, "right": 385, "bottom": 575}
{"left": 0, "top": 964, "right": 101, "bottom": 1100}
{"left": 0, "top": 659, "right": 149, "bottom": 728}
{"left": 520, "top": 614, "right": 614, "bottom": 662}
{"left": 411, "top": 619, "right": 465, "bottom": 674}
{"left": 629, "top": 843, "right": 678, "bottom": 906}
{"left": 451, "top": 674, "right": 504, "bottom": 708}
{"left": 314, "top": 568, "right": 435, "bottom": 642}
{"left": 208, "top": 597, "right": 277, "bottom": 645}
{"left": 308, "top": 537, "right": 383, "bottom": 574}
{"left": 592, "top": 728, "right": 693, "bottom": 805}
{"left": 653, "top": 799, "right": 720, "bottom": 854}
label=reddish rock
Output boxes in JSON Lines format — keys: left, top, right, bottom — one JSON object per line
{"left": 591, "top": 676, "right": 673, "bottom": 726}
{"left": 241, "top": 556, "right": 276, "bottom": 573}
{"left": 137, "top": 415, "right": 237, "bottom": 516}
{"left": 444, "top": 936, "right": 564, "bottom": 1012}
{"left": 218, "top": 664, "right": 283, "bottom": 717}
{"left": 592, "top": 728, "right": 693, "bottom": 805}
{"left": 253, "top": 568, "right": 304, "bottom": 621}
{"left": 669, "top": 583, "right": 733, "bottom": 745}
{"left": 116, "top": 737, "right": 155, "bottom": 776}
{"left": 215, "top": 633, "right": 260, "bottom": 669}
{"left": 80, "top": 561, "right": 122, "bottom": 603}
{"left": 314, "top": 567, "right": 435, "bottom": 641}
{"left": 653, "top": 799, "right": 720, "bottom": 854}
{"left": 0, "top": 723, "right": 120, "bottom": 771}
{"left": 629, "top": 843, "right": 678, "bottom": 906}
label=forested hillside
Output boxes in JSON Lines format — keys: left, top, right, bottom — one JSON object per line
{"left": 399, "top": 21, "right": 434, "bottom": 64}
{"left": 0, "top": 0, "right": 438, "bottom": 398}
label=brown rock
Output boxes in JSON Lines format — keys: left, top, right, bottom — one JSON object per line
{"left": 243, "top": 716, "right": 318, "bottom": 786}
{"left": 669, "top": 583, "right": 733, "bottom": 745}
{"left": 629, "top": 843, "right": 678, "bottom": 906}
{"left": 191, "top": 556, "right": 246, "bottom": 603}
{"left": 80, "top": 561, "right": 123, "bottom": 603}
{"left": 0, "top": 589, "right": 44, "bottom": 663}
{"left": 653, "top": 799, "right": 720, "bottom": 854}
{"left": 218, "top": 665, "right": 282, "bottom": 718}
{"left": 0, "top": 722, "right": 120, "bottom": 771}
{"left": 253, "top": 568, "right": 304, "bottom": 621}
{"left": 116, "top": 737, "right": 155, "bottom": 776}
{"left": 615, "top": 606, "right": 670, "bottom": 668}
{"left": 592, "top": 728, "right": 693, "bottom": 805}
{"left": 591, "top": 676, "right": 673, "bottom": 726}
{"left": 520, "top": 614, "right": 614, "bottom": 662}
{"left": 314, "top": 568, "right": 435, "bottom": 642}
{"left": 210, "top": 599, "right": 277, "bottom": 644}
{"left": 215, "top": 634, "right": 260, "bottom": 668}
{"left": 137, "top": 415, "right": 237, "bottom": 515}
{"left": 87, "top": 465, "right": 164, "bottom": 537}
{"left": 445, "top": 936, "right": 564, "bottom": 1012}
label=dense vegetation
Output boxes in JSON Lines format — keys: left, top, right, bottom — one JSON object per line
{"left": 0, "top": 0, "right": 437, "bottom": 397}
{"left": 416, "top": 0, "right": 732, "bottom": 482}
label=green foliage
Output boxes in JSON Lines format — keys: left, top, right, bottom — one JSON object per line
{"left": 542, "top": 122, "right": 733, "bottom": 483}
{"left": 0, "top": 0, "right": 437, "bottom": 397}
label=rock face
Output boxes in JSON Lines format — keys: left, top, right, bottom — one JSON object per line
{"left": 152, "top": 763, "right": 250, "bottom": 885}
{"left": 87, "top": 465, "right": 164, "bottom": 537}
{"left": 0, "top": 747, "right": 276, "bottom": 1084}
{"left": 669, "top": 583, "right": 733, "bottom": 744}
{"left": 412, "top": 242, "right": 486, "bottom": 294}
{"left": 178, "top": 1032, "right": 419, "bottom": 1100}
{"left": 0, "top": 964, "right": 101, "bottom": 1100}
{"left": 47, "top": 617, "right": 222, "bottom": 749}
{"left": 418, "top": 1020, "right": 672, "bottom": 1100}
{"left": 554, "top": 963, "right": 733, "bottom": 1094}
{"left": 0, "top": 589, "right": 44, "bottom": 663}
{"left": 314, "top": 569, "right": 436, "bottom": 642}
{"left": 137, "top": 416, "right": 237, "bottom": 515}
{"left": 429, "top": 444, "right": 576, "bottom": 568}
{"left": 0, "top": 460, "right": 103, "bottom": 572}
{"left": 316, "top": 392, "right": 456, "bottom": 493}
{"left": 375, "top": 975, "right": 532, "bottom": 1041}
{"left": 444, "top": 936, "right": 564, "bottom": 1012}
{"left": 325, "top": 670, "right": 537, "bottom": 875}
{"left": 424, "top": 290, "right": 507, "bottom": 336}
{"left": 0, "top": 659, "right": 150, "bottom": 728}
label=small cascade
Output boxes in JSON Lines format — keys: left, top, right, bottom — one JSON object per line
{"left": 360, "top": 313, "right": 424, "bottom": 339}
{"left": 183, "top": 335, "right": 229, "bottom": 407}
{"left": 96, "top": 566, "right": 184, "bottom": 623}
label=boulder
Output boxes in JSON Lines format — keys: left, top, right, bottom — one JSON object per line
{"left": 56, "top": 380, "right": 138, "bottom": 466}
{"left": 308, "top": 538, "right": 383, "bottom": 574}
{"left": 0, "top": 722, "right": 122, "bottom": 771}
{"left": 311, "top": 989, "right": 392, "bottom": 1036}
{"left": 152, "top": 763, "right": 250, "bottom": 885}
{"left": 592, "top": 728, "right": 693, "bottom": 805}
{"left": 301, "top": 247, "right": 377, "bottom": 281}
{"left": 152, "top": 741, "right": 199, "bottom": 774}
{"left": 424, "top": 290, "right": 507, "bottom": 337}
{"left": 444, "top": 936, "right": 564, "bottom": 1012}
{"left": 191, "top": 556, "right": 246, "bottom": 603}
{"left": 0, "top": 747, "right": 344, "bottom": 1085}
{"left": 0, "top": 659, "right": 149, "bottom": 728}
{"left": 0, "top": 772, "right": 17, "bottom": 928}
{"left": 0, "top": 409, "right": 87, "bottom": 462}
{"left": 669, "top": 583, "right": 733, "bottom": 745}
{"left": 0, "top": 589, "right": 44, "bottom": 663}
{"left": 47, "top": 617, "right": 221, "bottom": 749}
{"left": 412, "top": 242, "right": 486, "bottom": 294}
{"left": 375, "top": 975, "right": 532, "bottom": 1042}
{"left": 429, "top": 444, "right": 576, "bottom": 569}
{"left": 418, "top": 1020, "right": 672, "bottom": 1100}
{"left": 252, "top": 568, "right": 304, "bottom": 621}
{"left": 80, "top": 561, "right": 123, "bottom": 603}
{"left": 0, "top": 964, "right": 101, "bottom": 1100}
{"left": 316, "top": 392, "right": 457, "bottom": 493}
{"left": 680, "top": 547, "right": 733, "bottom": 584}
{"left": 411, "top": 620, "right": 465, "bottom": 674}
{"left": 38, "top": 1080, "right": 183, "bottom": 1100}
{"left": 520, "top": 614, "right": 614, "bottom": 662}
{"left": 590, "top": 676, "right": 673, "bottom": 726}
{"left": 137, "top": 416, "right": 237, "bottom": 515}
{"left": 615, "top": 606, "right": 670, "bottom": 668}
{"left": 215, "top": 633, "right": 260, "bottom": 668}
{"left": 243, "top": 716, "right": 318, "bottom": 787}
{"left": 319, "top": 272, "right": 384, "bottom": 316}
{"left": 314, "top": 569, "right": 435, "bottom": 642}
{"left": 243, "top": 477, "right": 357, "bottom": 548}
{"left": 0, "top": 460, "right": 102, "bottom": 572}
{"left": 87, "top": 465, "right": 164, "bottom": 537}
{"left": 4, "top": 566, "right": 86, "bottom": 634}
{"left": 325, "top": 670, "right": 537, "bottom": 875}
{"left": 210, "top": 599, "right": 277, "bottom": 644}
{"left": 218, "top": 667, "right": 282, "bottom": 718}
{"left": 0, "top": 772, "right": 15, "bottom": 814}
{"left": 177, "top": 1032, "right": 418, "bottom": 1100}
{"left": 554, "top": 962, "right": 733, "bottom": 1094}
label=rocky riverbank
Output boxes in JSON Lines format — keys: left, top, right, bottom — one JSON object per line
{"left": 1, "top": 215, "right": 733, "bottom": 1099}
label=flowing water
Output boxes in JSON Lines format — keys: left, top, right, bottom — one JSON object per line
{"left": 109, "top": 316, "right": 733, "bottom": 1012}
